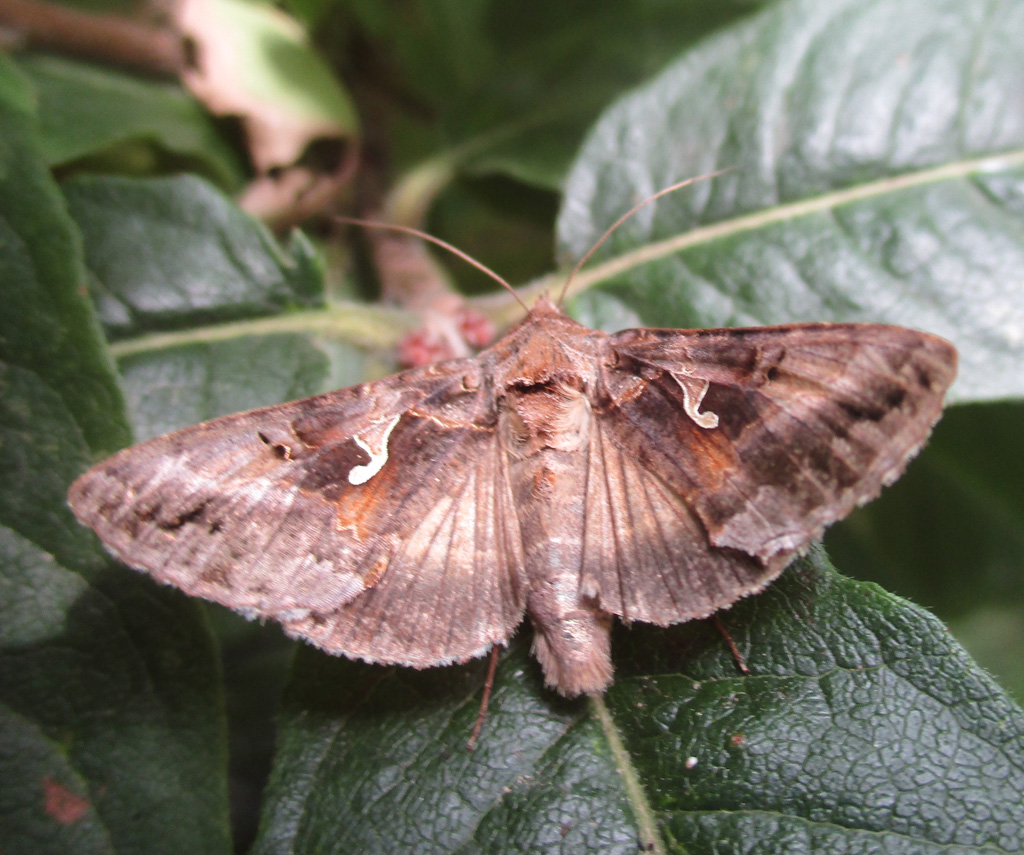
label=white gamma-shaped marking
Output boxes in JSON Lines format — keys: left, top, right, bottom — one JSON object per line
{"left": 673, "top": 374, "right": 719, "bottom": 429}
{"left": 348, "top": 415, "right": 401, "bottom": 485}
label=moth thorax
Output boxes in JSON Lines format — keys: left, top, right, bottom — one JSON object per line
{"left": 502, "top": 381, "right": 592, "bottom": 455}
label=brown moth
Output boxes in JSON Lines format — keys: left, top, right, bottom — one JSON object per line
{"left": 68, "top": 293, "right": 957, "bottom": 696}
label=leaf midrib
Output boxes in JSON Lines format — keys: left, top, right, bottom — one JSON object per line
{"left": 591, "top": 694, "right": 667, "bottom": 854}
{"left": 560, "top": 148, "right": 1024, "bottom": 302}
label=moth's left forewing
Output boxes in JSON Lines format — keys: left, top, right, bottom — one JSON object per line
{"left": 69, "top": 358, "right": 528, "bottom": 668}
{"left": 606, "top": 323, "right": 957, "bottom": 564}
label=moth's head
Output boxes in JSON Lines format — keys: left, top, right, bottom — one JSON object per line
{"left": 531, "top": 293, "right": 562, "bottom": 315}
{"left": 496, "top": 309, "right": 598, "bottom": 394}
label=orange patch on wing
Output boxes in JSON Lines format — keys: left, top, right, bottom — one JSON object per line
{"left": 335, "top": 482, "right": 393, "bottom": 541}
{"left": 681, "top": 427, "right": 739, "bottom": 493}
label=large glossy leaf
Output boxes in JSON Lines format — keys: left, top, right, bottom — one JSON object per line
{"left": 0, "top": 59, "right": 231, "bottom": 855}
{"left": 62, "top": 175, "right": 323, "bottom": 339}
{"left": 59, "top": 174, "right": 353, "bottom": 444}
{"left": 252, "top": 550, "right": 1024, "bottom": 854}
{"left": 557, "top": 0, "right": 1024, "bottom": 405}
{"left": 0, "top": 60, "right": 130, "bottom": 458}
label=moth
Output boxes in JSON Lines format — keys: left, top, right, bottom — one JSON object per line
{"left": 68, "top": 290, "right": 957, "bottom": 696}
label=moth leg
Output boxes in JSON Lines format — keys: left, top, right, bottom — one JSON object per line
{"left": 712, "top": 614, "right": 750, "bottom": 674}
{"left": 467, "top": 645, "right": 501, "bottom": 751}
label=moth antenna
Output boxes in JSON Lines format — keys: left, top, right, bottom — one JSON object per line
{"left": 338, "top": 216, "right": 529, "bottom": 312}
{"left": 557, "top": 167, "right": 734, "bottom": 306}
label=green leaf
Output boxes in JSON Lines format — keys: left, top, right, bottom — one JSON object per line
{"left": 0, "top": 528, "right": 230, "bottom": 855}
{"left": 559, "top": 0, "right": 1024, "bottom": 405}
{"left": 17, "top": 54, "right": 243, "bottom": 188}
{"left": 948, "top": 602, "right": 1024, "bottom": 706}
{"left": 0, "top": 361, "right": 232, "bottom": 855}
{"left": 0, "top": 58, "right": 130, "bottom": 457}
{"left": 55, "top": 171, "right": 346, "bottom": 852}
{"left": 253, "top": 550, "right": 1024, "bottom": 854}
{"left": 62, "top": 175, "right": 323, "bottom": 338}
{"left": 117, "top": 334, "right": 331, "bottom": 442}
{"left": 0, "top": 58, "right": 231, "bottom": 855}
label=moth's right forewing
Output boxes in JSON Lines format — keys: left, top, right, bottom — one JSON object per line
{"left": 606, "top": 323, "right": 957, "bottom": 564}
